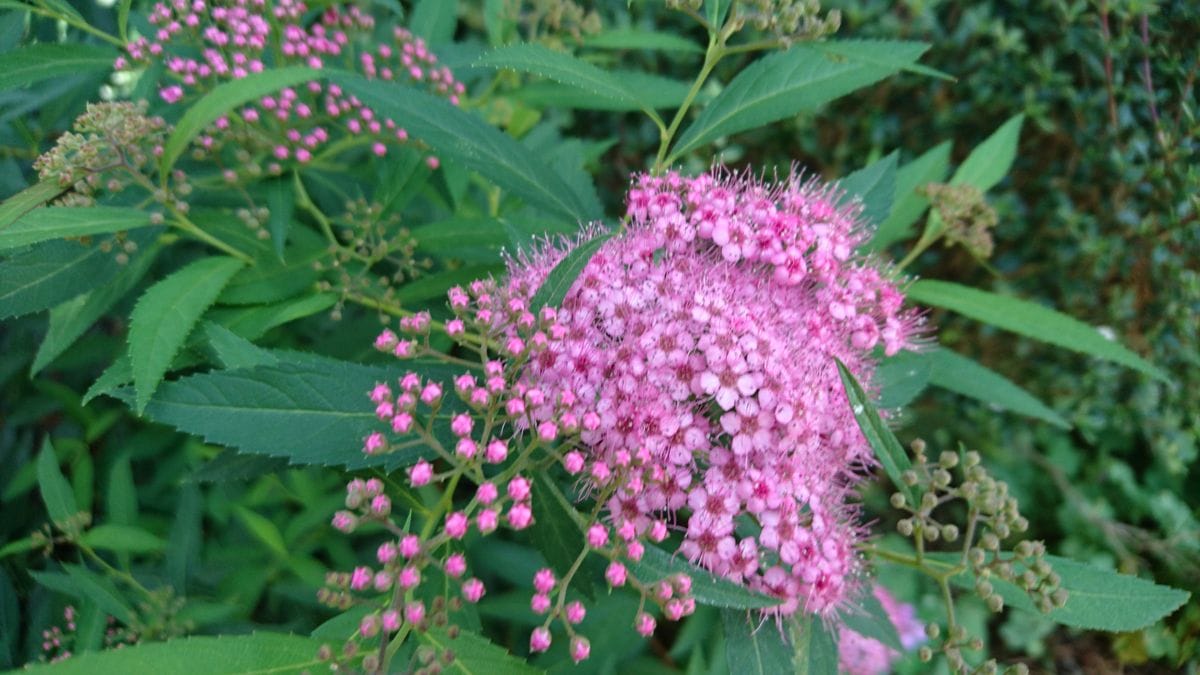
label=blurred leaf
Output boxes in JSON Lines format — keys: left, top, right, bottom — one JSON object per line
{"left": 670, "top": 41, "right": 929, "bottom": 161}
{"left": 0, "top": 179, "right": 63, "bottom": 229}
{"left": 927, "top": 348, "right": 1069, "bottom": 428}
{"left": 0, "top": 43, "right": 114, "bottom": 92}
{"left": 418, "top": 626, "right": 544, "bottom": 675}
{"left": 264, "top": 178, "right": 293, "bottom": 260}
{"left": 838, "top": 588, "right": 902, "bottom": 652}
{"left": 633, "top": 545, "right": 779, "bottom": 610}
{"left": 479, "top": 43, "right": 648, "bottom": 113}
{"left": 836, "top": 359, "right": 916, "bottom": 505}
{"left": 530, "top": 473, "right": 592, "bottom": 598}
{"left": 869, "top": 142, "right": 951, "bottom": 250}
{"left": 410, "top": 0, "right": 457, "bottom": 44}
{"left": 874, "top": 349, "right": 932, "bottom": 409}
{"left": 31, "top": 565, "right": 134, "bottom": 624}
{"left": 951, "top": 114, "right": 1024, "bottom": 191}
{"left": 234, "top": 506, "right": 288, "bottom": 559}
{"left": 332, "top": 72, "right": 601, "bottom": 223}
{"left": 793, "top": 613, "right": 839, "bottom": 675}
{"left": 37, "top": 438, "right": 77, "bottom": 525}
{"left": 167, "top": 484, "right": 201, "bottom": 592}
{"left": 721, "top": 609, "right": 792, "bottom": 675}
{"left": 80, "top": 524, "right": 166, "bottom": 554}
{"left": 129, "top": 256, "right": 244, "bottom": 413}
{"left": 189, "top": 451, "right": 289, "bottom": 483}
{"left": 512, "top": 71, "right": 691, "bottom": 111}
{"left": 907, "top": 280, "right": 1169, "bottom": 382}
{"left": 0, "top": 206, "right": 151, "bottom": 251}
{"left": 530, "top": 230, "right": 612, "bottom": 312}
{"left": 838, "top": 151, "right": 898, "bottom": 227}
{"left": 19, "top": 633, "right": 326, "bottom": 674}
{"left": 584, "top": 28, "right": 702, "bottom": 53}
{"left": 160, "top": 67, "right": 318, "bottom": 173}
{"left": 0, "top": 570, "right": 17, "bottom": 666}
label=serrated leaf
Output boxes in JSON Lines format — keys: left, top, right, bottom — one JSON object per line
{"left": 0, "top": 206, "right": 150, "bottom": 251}
{"left": 837, "top": 152, "right": 898, "bottom": 227}
{"left": 530, "top": 230, "right": 612, "bottom": 312}
{"left": 584, "top": 28, "right": 703, "bottom": 53}
{"left": 37, "top": 438, "right": 77, "bottom": 525}
{"left": 418, "top": 626, "right": 545, "bottom": 675}
{"left": 32, "top": 241, "right": 159, "bottom": 375}
{"left": 203, "top": 321, "right": 279, "bottom": 369}
{"left": 160, "top": 67, "right": 318, "bottom": 173}
{"left": 479, "top": 43, "right": 644, "bottom": 111}
{"left": 80, "top": 524, "right": 166, "bottom": 554}
{"left": 721, "top": 610, "right": 792, "bottom": 675}
{"left": 836, "top": 359, "right": 916, "bottom": 505}
{"left": 19, "top": 632, "right": 326, "bottom": 674}
{"left": 0, "top": 43, "right": 114, "bottom": 92}
{"left": 838, "top": 588, "right": 902, "bottom": 652}
{"left": 811, "top": 41, "right": 952, "bottom": 80}
{"left": 633, "top": 545, "right": 779, "bottom": 609}
{"left": 669, "top": 41, "right": 928, "bottom": 162}
{"left": 330, "top": 72, "right": 600, "bottom": 223}
{"left": 0, "top": 230, "right": 157, "bottom": 320}
{"left": 951, "top": 114, "right": 1024, "bottom": 191}
{"left": 907, "top": 280, "right": 1168, "bottom": 382}
{"left": 927, "top": 348, "right": 1069, "bottom": 428}
{"left": 0, "top": 179, "right": 62, "bottom": 229}
{"left": 514, "top": 70, "right": 691, "bottom": 112}
{"left": 208, "top": 293, "right": 336, "bottom": 339}
{"left": 869, "top": 142, "right": 951, "bottom": 251}
{"left": 129, "top": 256, "right": 244, "bottom": 413}
{"left": 792, "top": 613, "right": 839, "bottom": 675}
{"left": 131, "top": 354, "right": 456, "bottom": 469}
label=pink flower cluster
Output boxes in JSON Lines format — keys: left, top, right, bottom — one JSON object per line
{"left": 120, "top": 0, "right": 463, "bottom": 166}
{"left": 495, "top": 169, "right": 921, "bottom": 616}
{"left": 837, "top": 586, "right": 925, "bottom": 675}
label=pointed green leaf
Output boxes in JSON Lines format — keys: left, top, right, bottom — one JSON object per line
{"left": 836, "top": 359, "right": 916, "bottom": 505}
{"left": 234, "top": 506, "right": 288, "bottom": 559}
{"left": 951, "top": 114, "right": 1024, "bottom": 191}
{"left": 869, "top": 141, "right": 951, "bottom": 250}
{"left": 160, "top": 67, "right": 319, "bottom": 173}
{"left": 418, "top": 626, "right": 544, "bottom": 675}
{"left": 264, "top": 177, "right": 294, "bottom": 260}
{"left": 0, "top": 179, "right": 62, "bottom": 229}
{"left": 669, "top": 41, "right": 928, "bottom": 161}
{"left": 873, "top": 349, "right": 932, "bottom": 409}
{"left": 633, "top": 545, "right": 779, "bottom": 609}
{"left": 0, "top": 206, "right": 151, "bottom": 251}
{"left": 80, "top": 524, "right": 166, "bottom": 554}
{"left": 584, "top": 28, "right": 702, "bottom": 53}
{"left": 18, "top": 632, "right": 327, "bottom": 674}
{"left": 530, "top": 230, "right": 613, "bottom": 312}
{"left": 907, "top": 280, "right": 1168, "bottom": 382}
{"left": 0, "top": 43, "right": 114, "bottom": 92}
{"left": 203, "top": 321, "right": 279, "bottom": 369}
{"left": 793, "top": 613, "right": 839, "bottom": 675}
{"left": 838, "top": 588, "right": 902, "bottom": 652}
{"left": 331, "top": 72, "right": 601, "bottom": 223}
{"left": 478, "top": 43, "right": 644, "bottom": 110}
{"left": 410, "top": 0, "right": 457, "bottom": 44}
{"left": 838, "top": 151, "right": 898, "bottom": 227}
{"left": 927, "top": 348, "right": 1070, "bottom": 428}
{"left": 37, "top": 438, "right": 77, "bottom": 525}
{"left": 529, "top": 473, "right": 593, "bottom": 597}
{"left": 513, "top": 70, "right": 691, "bottom": 111}
{"left": 721, "top": 609, "right": 792, "bottom": 675}
{"left": 207, "top": 293, "right": 336, "bottom": 340}
{"left": 129, "top": 256, "right": 244, "bottom": 413}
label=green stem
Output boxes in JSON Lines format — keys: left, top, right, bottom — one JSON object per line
{"left": 29, "top": 2, "right": 123, "bottom": 46}
{"left": 169, "top": 213, "right": 255, "bottom": 263}
{"left": 653, "top": 34, "right": 725, "bottom": 174}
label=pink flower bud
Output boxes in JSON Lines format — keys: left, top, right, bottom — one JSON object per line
{"left": 377, "top": 541, "right": 398, "bottom": 564}
{"left": 605, "top": 561, "right": 627, "bottom": 587}
{"left": 404, "top": 601, "right": 425, "bottom": 625}
{"left": 382, "top": 609, "right": 400, "bottom": 632}
{"left": 445, "top": 553, "right": 467, "bottom": 578}
{"left": 476, "top": 482, "right": 498, "bottom": 504}
{"left": 476, "top": 508, "right": 498, "bottom": 534}
{"left": 529, "top": 627, "right": 552, "bottom": 653}
{"left": 445, "top": 511, "right": 468, "bottom": 539}
{"left": 635, "top": 612, "right": 656, "bottom": 636}
{"left": 507, "top": 476, "right": 531, "bottom": 501}
{"left": 565, "top": 601, "right": 586, "bottom": 624}
{"left": 570, "top": 635, "right": 591, "bottom": 663}
{"left": 530, "top": 593, "right": 551, "bottom": 614}
{"left": 398, "top": 566, "right": 420, "bottom": 589}
{"left": 507, "top": 502, "right": 533, "bottom": 530}
{"left": 485, "top": 440, "right": 508, "bottom": 463}
{"left": 350, "top": 566, "right": 372, "bottom": 590}
{"left": 586, "top": 524, "right": 609, "bottom": 549}
{"left": 400, "top": 534, "right": 421, "bottom": 559}
{"left": 408, "top": 460, "right": 432, "bottom": 487}
{"left": 563, "top": 451, "right": 585, "bottom": 474}
{"left": 462, "top": 577, "right": 485, "bottom": 602}
{"left": 533, "top": 568, "right": 556, "bottom": 594}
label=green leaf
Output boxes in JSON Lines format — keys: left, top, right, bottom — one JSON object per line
{"left": 633, "top": 545, "right": 779, "bottom": 609}
{"left": 479, "top": 43, "right": 646, "bottom": 111}
{"left": 32, "top": 240, "right": 159, "bottom": 375}
{"left": 873, "top": 349, "right": 932, "bottom": 409}
{"left": 792, "top": 613, "right": 839, "bottom": 675}
{"left": 37, "top": 438, "right": 77, "bottom": 525}
{"left": 951, "top": 114, "right": 1024, "bottom": 191}
{"left": 837, "top": 151, "right": 898, "bottom": 227}
{"left": 811, "top": 40, "right": 952, "bottom": 81}
{"left": 264, "top": 178, "right": 294, "bottom": 260}
{"left": 529, "top": 473, "right": 593, "bottom": 598}
{"left": 160, "top": 67, "right": 318, "bottom": 173}
{"left": 131, "top": 354, "right": 456, "bottom": 469}
{"left": 330, "top": 72, "right": 600, "bottom": 223}
{"left": 167, "top": 484, "right": 201, "bottom": 592}
{"left": 129, "top": 256, "right": 244, "bottom": 413}
{"left": 19, "top": 632, "right": 327, "bottom": 674}
{"left": 0, "top": 206, "right": 151, "bottom": 251}
{"left": 208, "top": 293, "right": 336, "bottom": 340}
{"left": 0, "top": 179, "right": 62, "bottom": 229}
{"left": 0, "top": 230, "right": 157, "bottom": 320}
{"left": 584, "top": 28, "right": 702, "bottom": 53}
{"left": 0, "top": 43, "right": 114, "bottom": 92}
{"left": 512, "top": 71, "right": 691, "bottom": 111}
{"left": 32, "top": 565, "right": 135, "bottom": 624}
{"left": 669, "top": 41, "right": 928, "bottom": 162}
{"left": 410, "top": 0, "right": 457, "bottom": 44}
{"left": 869, "top": 142, "right": 951, "bottom": 251}
{"left": 927, "top": 348, "right": 1070, "bottom": 428}
{"left": 234, "top": 506, "right": 288, "bottom": 559}
{"left": 0, "top": 569, "right": 17, "bottom": 667}
{"left": 418, "top": 626, "right": 545, "bottom": 675}
{"left": 721, "top": 609, "right": 792, "bottom": 675}
{"left": 529, "top": 230, "right": 613, "bottom": 312}
{"left": 189, "top": 450, "right": 289, "bottom": 483}
{"left": 906, "top": 280, "right": 1169, "bottom": 382}
{"left": 203, "top": 321, "right": 279, "bottom": 369}
{"left": 838, "top": 588, "right": 902, "bottom": 652}
{"left": 836, "top": 359, "right": 916, "bottom": 505}
{"left": 80, "top": 524, "right": 166, "bottom": 554}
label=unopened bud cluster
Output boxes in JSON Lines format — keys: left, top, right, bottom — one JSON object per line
{"left": 735, "top": 0, "right": 841, "bottom": 44}
{"left": 922, "top": 183, "right": 999, "bottom": 260}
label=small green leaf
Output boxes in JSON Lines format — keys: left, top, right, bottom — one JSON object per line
{"left": 837, "top": 151, "right": 898, "bottom": 227}
{"left": 836, "top": 359, "right": 916, "bottom": 505}
{"left": 793, "top": 613, "right": 839, "bottom": 675}
{"left": 0, "top": 179, "right": 63, "bottom": 229}
{"left": 529, "top": 473, "right": 592, "bottom": 596}
{"left": 951, "top": 114, "right": 1025, "bottom": 191}
{"left": 0, "top": 206, "right": 150, "bottom": 251}
{"left": 721, "top": 609, "right": 792, "bottom": 675}
{"left": 208, "top": 293, "right": 336, "bottom": 340}
{"left": 869, "top": 141, "right": 951, "bottom": 251}
{"left": 907, "top": 280, "right": 1169, "bottom": 382}
{"left": 529, "top": 230, "right": 612, "bottom": 312}
{"left": 234, "top": 506, "right": 288, "bottom": 559}
{"left": 129, "top": 256, "right": 244, "bottom": 413}
{"left": 584, "top": 28, "right": 702, "bottom": 53}
{"left": 264, "top": 178, "right": 294, "bottom": 260}
{"left": 189, "top": 451, "right": 289, "bottom": 484}
{"left": 670, "top": 41, "right": 929, "bottom": 162}
{"left": 0, "top": 43, "right": 114, "bottom": 92}
{"left": 478, "top": 43, "right": 645, "bottom": 111}
{"left": 36, "top": 439, "right": 77, "bottom": 525}
{"left": 80, "top": 524, "right": 166, "bottom": 554}
{"left": 927, "top": 348, "right": 1070, "bottom": 428}
{"left": 167, "top": 484, "right": 201, "bottom": 592}
{"left": 160, "top": 67, "right": 318, "bottom": 173}
{"left": 512, "top": 71, "right": 691, "bottom": 111}
{"left": 18, "top": 632, "right": 327, "bottom": 674}
{"left": 34, "top": 565, "right": 135, "bottom": 624}
{"left": 203, "top": 321, "right": 279, "bottom": 370}
{"left": 633, "top": 545, "right": 779, "bottom": 609}
{"left": 418, "top": 626, "right": 545, "bottom": 675}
